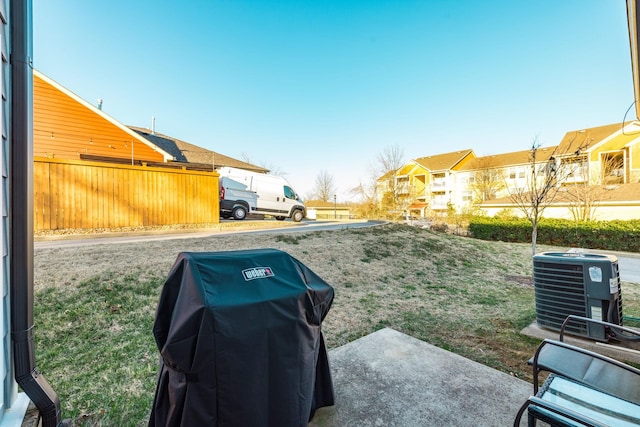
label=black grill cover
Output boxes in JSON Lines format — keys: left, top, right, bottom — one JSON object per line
{"left": 148, "top": 249, "right": 334, "bottom": 426}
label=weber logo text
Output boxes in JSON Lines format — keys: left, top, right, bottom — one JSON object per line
{"left": 242, "top": 267, "right": 275, "bottom": 281}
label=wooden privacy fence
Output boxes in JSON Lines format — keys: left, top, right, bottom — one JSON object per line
{"left": 34, "top": 157, "right": 220, "bottom": 232}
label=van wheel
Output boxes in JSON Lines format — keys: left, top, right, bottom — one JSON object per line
{"left": 275, "top": 216, "right": 285, "bottom": 221}
{"left": 232, "top": 206, "right": 247, "bottom": 220}
{"left": 292, "top": 210, "right": 304, "bottom": 222}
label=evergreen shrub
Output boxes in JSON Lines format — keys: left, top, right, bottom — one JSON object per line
{"left": 468, "top": 216, "right": 640, "bottom": 253}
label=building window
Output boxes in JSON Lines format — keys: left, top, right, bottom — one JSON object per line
{"left": 602, "top": 152, "right": 625, "bottom": 184}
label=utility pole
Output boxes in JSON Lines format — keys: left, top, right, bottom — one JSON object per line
{"left": 333, "top": 194, "right": 337, "bottom": 219}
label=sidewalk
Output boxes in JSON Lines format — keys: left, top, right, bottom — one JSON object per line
{"left": 309, "top": 328, "right": 530, "bottom": 427}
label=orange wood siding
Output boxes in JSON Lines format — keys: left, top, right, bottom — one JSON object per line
{"left": 33, "top": 74, "right": 165, "bottom": 162}
{"left": 34, "top": 157, "right": 219, "bottom": 231}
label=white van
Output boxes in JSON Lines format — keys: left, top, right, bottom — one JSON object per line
{"left": 218, "top": 167, "right": 306, "bottom": 222}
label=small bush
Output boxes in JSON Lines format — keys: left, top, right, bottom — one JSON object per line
{"left": 430, "top": 222, "right": 449, "bottom": 233}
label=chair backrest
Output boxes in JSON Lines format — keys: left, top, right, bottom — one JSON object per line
{"left": 533, "top": 339, "right": 640, "bottom": 404}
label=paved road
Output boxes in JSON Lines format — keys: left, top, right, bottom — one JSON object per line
{"left": 616, "top": 255, "right": 640, "bottom": 284}
{"left": 33, "top": 220, "right": 380, "bottom": 249}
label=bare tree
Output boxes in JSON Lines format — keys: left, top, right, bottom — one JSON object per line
{"left": 600, "top": 151, "right": 625, "bottom": 185}
{"left": 310, "top": 170, "right": 337, "bottom": 202}
{"left": 508, "top": 137, "right": 586, "bottom": 256}
{"left": 469, "top": 158, "right": 506, "bottom": 203}
{"left": 564, "top": 154, "right": 620, "bottom": 221}
{"left": 376, "top": 144, "right": 405, "bottom": 175}
{"left": 349, "top": 183, "right": 379, "bottom": 218}
{"left": 240, "top": 152, "right": 285, "bottom": 176}
{"left": 349, "top": 161, "right": 389, "bottom": 219}
{"left": 372, "top": 145, "right": 405, "bottom": 214}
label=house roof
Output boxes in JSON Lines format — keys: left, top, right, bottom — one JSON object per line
{"left": 458, "top": 147, "right": 558, "bottom": 171}
{"left": 397, "top": 163, "right": 416, "bottom": 176}
{"left": 413, "top": 149, "right": 474, "bottom": 172}
{"left": 555, "top": 122, "right": 628, "bottom": 155}
{"left": 377, "top": 169, "right": 398, "bottom": 182}
{"left": 481, "top": 182, "right": 640, "bottom": 205}
{"left": 305, "top": 200, "right": 349, "bottom": 208}
{"left": 128, "top": 126, "right": 268, "bottom": 173}
{"left": 407, "top": 202, "right": 429, "bottom": 209}
{"left": 556, "top": 183, "right": 640, "bottom": 203}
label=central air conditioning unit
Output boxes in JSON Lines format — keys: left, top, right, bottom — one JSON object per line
{"left": 533, "top": 251, "right": 622, "bottom": 341}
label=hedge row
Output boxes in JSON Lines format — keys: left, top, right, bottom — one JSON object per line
{"left": 468, "top": 217, "right": 640, "bottom": 253}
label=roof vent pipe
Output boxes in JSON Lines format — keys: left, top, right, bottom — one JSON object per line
{"left": 10, "top": 1, "right": 66, "bottom": 425}
{"left": 151, "top": 116, "right": 155, "bottom": 134}
{"left": 97, "top": 98, "right": 103, "bottom": 110}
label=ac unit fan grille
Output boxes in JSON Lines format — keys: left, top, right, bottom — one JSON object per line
{"left": 534, "top": 261, "right": 588, "bottom": 335}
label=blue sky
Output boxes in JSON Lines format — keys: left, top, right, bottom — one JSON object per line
{"left": 34, "top": 1, "right": 633, "bottom": 200}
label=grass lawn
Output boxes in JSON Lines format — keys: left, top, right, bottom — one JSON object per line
{"left": 33, "top": 223, "right": 640, "bottom": 426}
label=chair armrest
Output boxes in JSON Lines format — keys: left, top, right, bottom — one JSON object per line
{"left": 560, "top": 315, "right": 640, "bottom": 342}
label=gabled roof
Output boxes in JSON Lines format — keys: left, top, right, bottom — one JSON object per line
{"left": 413, "top": 149, "right": 474, "bottom": 172}
{"left": 458, "top": 147, "right": 558, "bottom": 171}
{"left": 396, "top": 161, "right": 430, "bottom": 177}
{"left": 396, "top": 163, "right": 416, "bottom": 176}
{"left": 377, "top": 169, "right": 398, "bottom": 182}
{"left": 556, "top": 123, "right": 627, "bottom": 155}
{"left": 128, "top": 126, "right": 268, "bottom": 173}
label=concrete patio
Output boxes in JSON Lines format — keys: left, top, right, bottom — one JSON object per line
{"left": 308, "top": 328, "right": 531, "bottom": 427}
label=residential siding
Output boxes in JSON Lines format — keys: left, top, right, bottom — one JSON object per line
{"left": 412, "top": 172, "right": 427, "bottom": 198}
{"left": 33, "top": 73, "right": 165, "bottom": 162}
{"left": 631, "top": 145, "right": 640, "bottom": 182}
{"left": 588, "top": 131, "right": 635, "bottom": 162}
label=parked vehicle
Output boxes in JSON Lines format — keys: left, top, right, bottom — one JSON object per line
{"left": 218, "top": 167, "right": 306, "bottom": 222}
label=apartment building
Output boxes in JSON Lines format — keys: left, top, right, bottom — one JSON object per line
{"left": 378, "top": 150, "right": 475, "bottom": 217}
{"left": 378, "top": 122, "right": 640, "bottom": 220}
{"left": 455, "top": 147, "right": 557, "bottom": 206}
